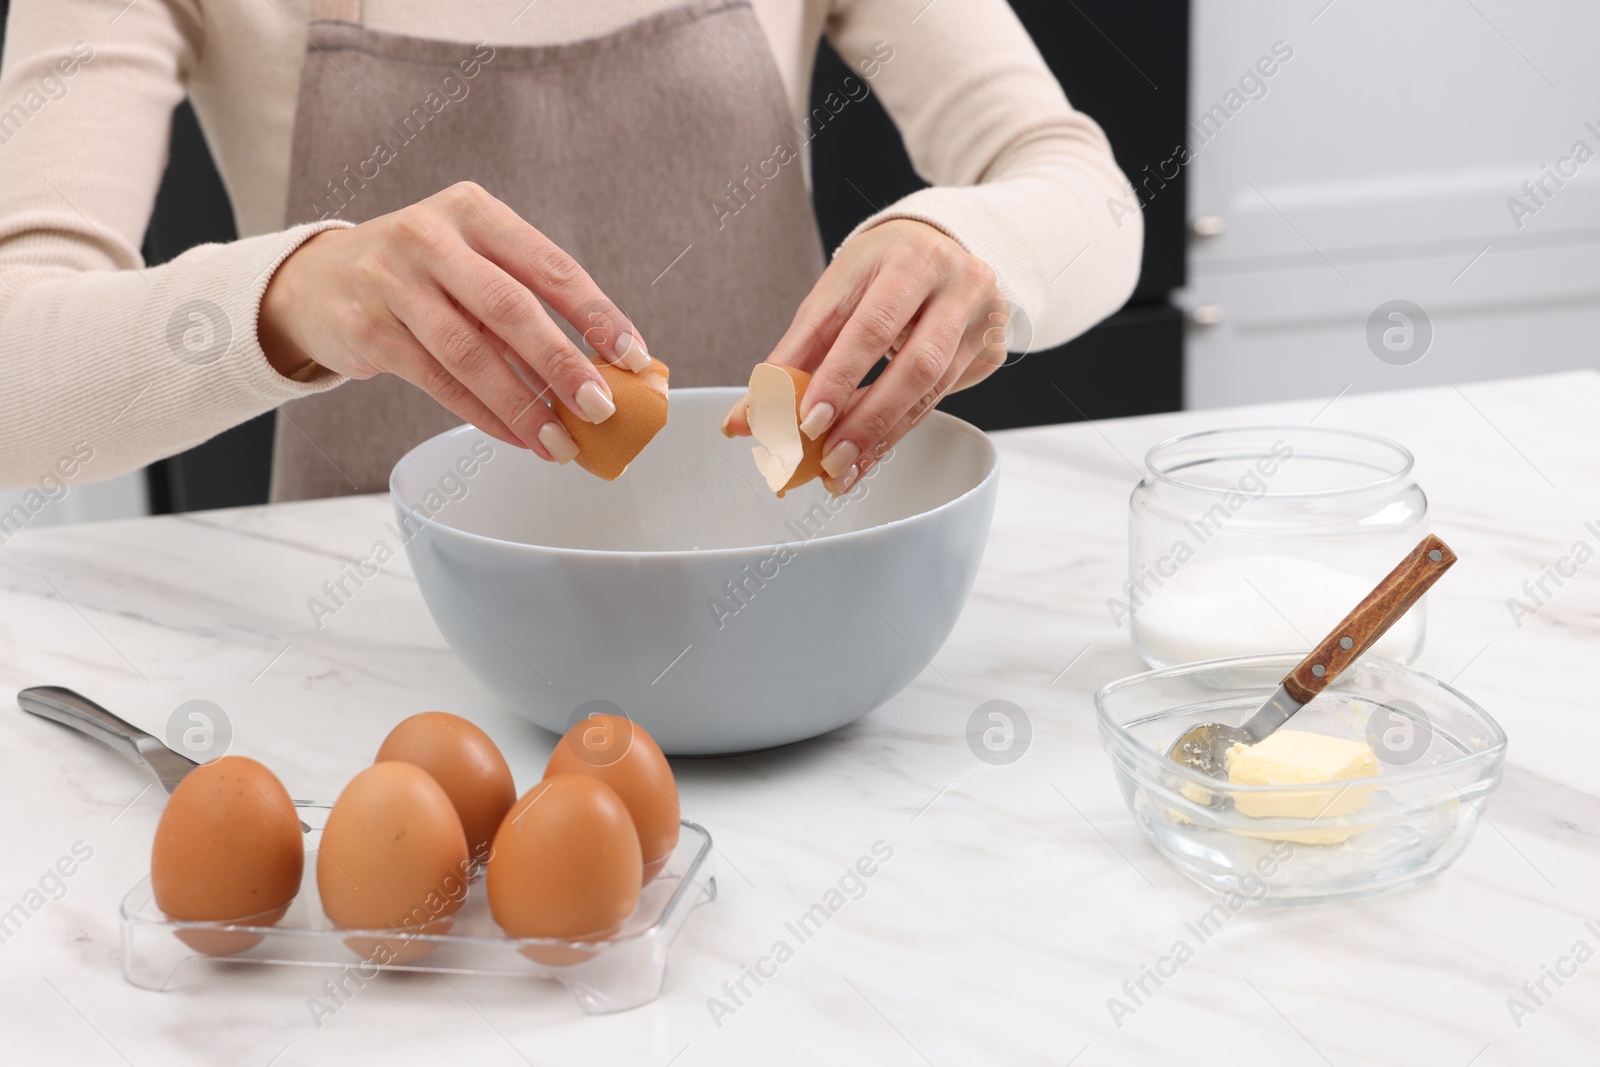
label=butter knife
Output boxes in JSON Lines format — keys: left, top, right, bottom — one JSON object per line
{"left": 1166, "top": 534, "right": 1458, "bottom": 778}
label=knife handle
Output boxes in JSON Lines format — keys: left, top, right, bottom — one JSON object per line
{"left": 18, "top": 685, "right": 157, "bottom": 767}
{"left": 1282, "top": 534, "right": 1457, "bottom": 705}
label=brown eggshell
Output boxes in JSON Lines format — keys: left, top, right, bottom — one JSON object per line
{"left": 150, "top": 755, "right": 304, "bottom": 956}
{"left": 317, "top": 762, "right": 471, "bottom": 964}
{"left": 553, "top": 357, "right": 670, "bottom": 480}
{"left": 174, "top": 904, "right": 292, "bottom": 957}
{"left": 487, "top": 774, "right": 642, "bottom": 965}
{"left": 747, "top": 363, "right": 826, "bottom": 497}
{"left": 375, "top": 711, "right": 516, "bottom": 865}
{"left": 544, "top": 713, "right": 680, "bottom": 884}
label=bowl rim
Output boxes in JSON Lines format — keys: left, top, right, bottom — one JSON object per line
{"left": 1094, "top": 651, "right": 1508, "bottom": 796}
{"left": 387, "top": 387, "right": 1001, "bottom": 559}
{"left": 1142, "top": 424, "right": 1416, "bottom": 500}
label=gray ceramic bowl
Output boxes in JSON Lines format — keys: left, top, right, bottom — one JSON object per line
{"left": 390, "top": 387, "right": 999, "bottom": 755}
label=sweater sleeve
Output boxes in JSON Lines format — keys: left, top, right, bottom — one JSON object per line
{"left": 0, "top": 0, "right": 349, "bottom": 489}
{"left": 824, "top": 0, "right": 1143, "bottom": 351}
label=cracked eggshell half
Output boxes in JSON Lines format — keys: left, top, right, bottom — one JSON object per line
{"left": 747, "top": 363, "right": 825, "bottom": 497}
{"left": 553, "top": 357, "right": 670, "bottom": 481}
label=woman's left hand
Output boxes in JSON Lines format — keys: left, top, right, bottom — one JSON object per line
{"left": 722, "top": 220, "right": 1009, "bottom": 493}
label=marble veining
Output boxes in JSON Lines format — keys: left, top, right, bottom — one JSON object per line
{"left": 0, "top": 372, "right": 1597, "bottom": 1065}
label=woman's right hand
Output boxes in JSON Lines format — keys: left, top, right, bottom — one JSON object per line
{"left": 258, "top": 181, "right": 649, "bottom": 464}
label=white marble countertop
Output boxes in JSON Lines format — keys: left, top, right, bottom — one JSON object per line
{"left": 2, "top": 371, "right": 1598, "bottom": 1067}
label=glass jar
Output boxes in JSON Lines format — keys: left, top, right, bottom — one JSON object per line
{"left": 1124, "top": 426, "right": 1428, "bottom": 668}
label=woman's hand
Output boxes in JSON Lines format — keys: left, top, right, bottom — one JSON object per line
{"left": 722, "top": 219, "right": 1008, "bottom": 492}
{"left": 259, "top": 181, "right": 650, "bottom": 464}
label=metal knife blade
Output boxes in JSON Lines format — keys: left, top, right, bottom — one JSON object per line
{"left": 1239, "top": 682, "right": 1303, "bottom": 744}
{"left": 1167, "top": 534, "right": 1457, "bottom": 777}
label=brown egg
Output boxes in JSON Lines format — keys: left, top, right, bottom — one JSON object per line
{"left": 151, "top": 755, "right": 304, "bottom": 955}
{"left": 544, "top": 713, "right": 680, "bottom": 884}
{"left": 553, "top": 357, "right": 670, "bottom": 480}
{"left": 318, "top": 762, "right": 471, "bottom": 963}
{"left": 487, "top": 774, "right": 642, "bottom": 964}
{"left": 746, "top": 363, "right": 826, "bottom": 497}
{"left": 375, "top": 711, "right": 515, "bottom": 864}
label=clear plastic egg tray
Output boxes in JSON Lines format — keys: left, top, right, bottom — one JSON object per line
{"left": 120, "top": 803, "right": 716, "bottom": 1014}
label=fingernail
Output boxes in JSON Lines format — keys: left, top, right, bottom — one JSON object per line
{"left": 798, "top": 401, "right": 835, "bottom": 440}
{"left": 832, "top": 465, "right": 859, "bottom": 494}
{"left": 614, "top": 332, "right": 650, "bottom": 372}
{"left": 720, "top": 394, "right": 747, "bottom": 437}
{"left": 538, "top": 421, "right": 579, "bottom": 463}
{"left": 821, "top": 439, "right": 859, "bottom": 478}
{"left": 576, "top": 379, "right": 615, "bottom": 423}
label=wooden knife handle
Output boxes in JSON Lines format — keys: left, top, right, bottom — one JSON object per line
{"left": 1282, "top": 534, "right": 1457, "bottom": 704}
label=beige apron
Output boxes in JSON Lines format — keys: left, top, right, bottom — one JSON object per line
{"left": 270, "top": 0, "right": 826, "bottom": 501}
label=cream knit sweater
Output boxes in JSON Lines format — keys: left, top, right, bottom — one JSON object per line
{"left": 0, "top": 0, "right": 1141, "bottom": 488}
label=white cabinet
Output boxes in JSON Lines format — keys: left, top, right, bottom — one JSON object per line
{"left": 1183, "top": 0, "right": 1600, "bottom": 409}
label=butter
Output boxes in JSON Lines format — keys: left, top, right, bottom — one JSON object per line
{"left": 1178, "top": 778, "right": 1214, "bottom": 806}
{"left": 1225, "top": 730, "right": 1380, "bottom": 842}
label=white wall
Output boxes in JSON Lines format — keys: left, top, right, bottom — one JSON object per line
{"left": 0, "top": 470, "right": 149, "bottom": 536}
{"left": 1183, "top": 0, "right": 1600, "bottom": 409}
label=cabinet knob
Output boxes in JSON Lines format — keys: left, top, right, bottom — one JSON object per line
{"left": 1190, "top": 215, "right": 1227, "bottom": 237}
{"left": 1189, "top": 304, "right": 1226, "bottom": 326}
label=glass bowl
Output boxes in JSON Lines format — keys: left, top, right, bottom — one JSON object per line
{"left": 1095, "top": 653, "right": 1506, "bottom": 906}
